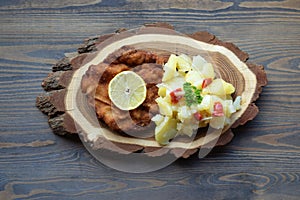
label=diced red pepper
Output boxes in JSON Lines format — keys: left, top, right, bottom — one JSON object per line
{"left": 212, "top": 102, "right": 224, "bottom": 117}
{"left": 170, "top": 88, "right": 183, "bottom": 104}
{"left": 193, "top": 112, "right": 203, "bottom": 121}
{"left": 201, "top": 78, "right": 213, "bottom": 89}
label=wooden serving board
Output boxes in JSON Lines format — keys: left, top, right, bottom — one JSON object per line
{"left": 36, "top": 22, "right": 267, "bottom": 158}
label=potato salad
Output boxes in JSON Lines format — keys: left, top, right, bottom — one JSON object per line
{"left": 152, "top": 54, "right": 242, "bottom": 145}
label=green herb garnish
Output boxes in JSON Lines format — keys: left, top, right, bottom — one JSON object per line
{"left": 183, "top": 82, "right": 203, "bottom": 106}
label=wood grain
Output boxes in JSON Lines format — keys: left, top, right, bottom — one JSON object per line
{"left": 45, "top": 25, "right": 264, "bottom": 157}
{"left": 0, "top": 0, "right": 299, "bottom": 199}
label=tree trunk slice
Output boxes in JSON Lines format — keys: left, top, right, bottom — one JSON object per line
{"left": 36, "top": 22, "right": 267, "bottom": 158}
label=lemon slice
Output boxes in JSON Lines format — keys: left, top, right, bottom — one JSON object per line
{"left": 108, "top": 71, "right": 147, "bottom": 110}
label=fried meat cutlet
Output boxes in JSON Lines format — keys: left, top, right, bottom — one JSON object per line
{"left": 81, "top": 47, "right": 168, "bottom": 135}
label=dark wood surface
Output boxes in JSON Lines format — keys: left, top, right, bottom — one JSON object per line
{"left": 0, "top": 0, "right": 299, "bottom": 199}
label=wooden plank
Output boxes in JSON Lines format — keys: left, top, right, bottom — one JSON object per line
{"left": 0, "top": 0, "right": 299, "bottom": 199}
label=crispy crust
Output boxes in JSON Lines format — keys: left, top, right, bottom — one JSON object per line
{"left": 81, "top": 46, "right": 167, "bottom": 133}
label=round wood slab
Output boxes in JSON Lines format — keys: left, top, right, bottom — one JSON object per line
{"left": 36, "top": 22, "right": 267, "bottom": 159}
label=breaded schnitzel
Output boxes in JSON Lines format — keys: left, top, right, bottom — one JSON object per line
{"left": 81, "top": 46, "right": 168, "bottom": 135}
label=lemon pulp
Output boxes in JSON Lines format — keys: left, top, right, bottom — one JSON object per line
{"left": 108, "top": 71, "right": 147, "bottom": 111}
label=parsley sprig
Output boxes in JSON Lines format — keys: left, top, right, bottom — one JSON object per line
{"left": 183, "top": 82, "right": 203, "bottom": 106}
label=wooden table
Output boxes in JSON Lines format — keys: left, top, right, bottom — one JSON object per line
{"left": 1, "top": 1, "right": 299, "bottom": 199}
